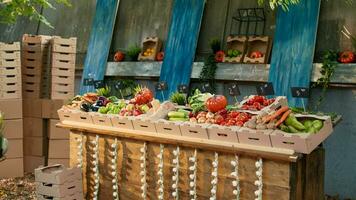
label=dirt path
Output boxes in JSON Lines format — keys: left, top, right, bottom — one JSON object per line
{"left": 0, "top": 173, "right": 36, "bottom": 200}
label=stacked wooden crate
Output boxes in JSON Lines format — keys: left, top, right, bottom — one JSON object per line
{"left": 21, "top": 34, "right": 51, "bottom": 173}
{"left": 0, "top": 42, "right": 24, "bottom": 178}
{"left": 45, "top": 36, "right": 76, "bottom": 167}
{"left": 50, "top": 36, "right": 76, "bottom": 100}
{"left": 35, "top": 165, "right": 83, "bottom": 200}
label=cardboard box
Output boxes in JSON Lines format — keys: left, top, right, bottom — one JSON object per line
{"left": 0, "top": 158, "right": 24, "bottom": 178}
{"left": 4, "top": 139, "right": 23, "bottom": 158}
{"left": 42, "top": 99, "right": 66, "bottom": 119}
{"left": 47, "top": 159, "right": 69, "bottom": 168}
{"left": 48, "top": 139, "right": 69, "bottom": 158}
{"left": 0, "top": 99, "right": 22, "bottom": 119}
{"left": 23, "top": 117, "right": 44, "bottom": 137}
{"left": 35, "top": 164, "right": 81, "bottom": 184}
{"left": 24, "top": 137, "right": 44, "bottom": 156}
{"left": 3, "top": 119, "right": 23, "bottom": 139}
{"left": 23, "top": 99, "right": 42, "bottom": 118}
{"left": 24, "top": 156, "right": 45, "bottom": 173}
{"left": 49, "top": 119, "right": 69, "bottom": 139}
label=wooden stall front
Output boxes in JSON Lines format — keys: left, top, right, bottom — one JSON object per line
{"left": 59, "top": 121, "right": 324, "bottom": 200}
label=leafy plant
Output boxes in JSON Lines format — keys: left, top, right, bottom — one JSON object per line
{"left": 127, "top": 45, "right": 141, "bottom": 61}
{"left": 96, "top": 86, "right": 111, "bottom": 97}
{"left": 209, "top": 38, "right": 221, "bottom": 54}
{"left": 199, "top": 54, "right": 217, "bottom": 93}
{"left": 170, "top": 92, "right": 186, "bottom": 105}
{"left": 0, "top": 0, "right": 71, "bottom": 28}
{"left": 257, "top": 0, "right": 352, "bottom": 11}
{"left": 313, "top": 50, "right": 338, "bottom": 108}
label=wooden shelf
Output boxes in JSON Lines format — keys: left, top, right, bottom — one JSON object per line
{"left": 106, "top": 62, "right": 356, "bottom": 84}
{"left": 58, "top": 121, "right": 299, "bottom": 162}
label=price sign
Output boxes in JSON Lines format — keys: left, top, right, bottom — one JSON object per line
{"left": 93, "top": 80, "right": 105, "bottom": 89}
{"left": 291, "top": 87, "right": 310, "bottom": 98}
{"left": 155, "top": 81, "right": 168, "bottom": 91}
{"left": 83, "top": 78, "right": 94, "bottom": 86}
{"left": 178, "top": 84, "right": 189, "bottom": 93}
{"left": 227, "top": 83, "right": 241, "bottom": 96}
{"left": 200, "top": 82, "right": 211, "bottom": 93}
{"left": 114, "top": 81, "right": 125, "bottom": 90}
{"left": 256, "top": 82, "right": 274, "bottom": 96}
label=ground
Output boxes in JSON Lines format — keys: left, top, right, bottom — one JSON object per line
{"left": 0, "top": 173, "right": 36, "bottom": 200}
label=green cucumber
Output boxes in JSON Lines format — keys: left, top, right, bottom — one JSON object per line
{"left": 287, "top": 125, "right": 300, "bottom": 133}
{"left": 169, "top": 117, "right": 188, "bottom": 121}
{"left": 285, "top": 114, "right": 306, "bottom": 130}
{"left": 168, "top": 111, "right": 186, "bottom": 118}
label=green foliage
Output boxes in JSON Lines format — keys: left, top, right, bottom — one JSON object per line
{"left": 257, "top": 0, "right": 353, "bottom": 11}
{"left": 313, "top": 50, "right": 338, "bottom": 108}
{"left": 0, "top": 0, "right": 71, "bottom": 28}
{"left": 127, "top": 45, "right": 141, "bottom": 61}
{"left": 199, "top": 54, "right": 217, "bottom": 93}
{"left": 209, "top": 38, "right": 221, "bottom": 54}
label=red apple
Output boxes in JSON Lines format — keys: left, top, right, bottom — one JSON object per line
{"left": 114, "top": 51, "right": 125, "bottom": 62}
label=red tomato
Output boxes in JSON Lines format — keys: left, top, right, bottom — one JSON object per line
{"left": 114, "top": 51, "right": 125, "bottom": 62}
{"left": 235, "top": 121, "right": 244, "bottom": 127}
{"left": 250, "top": 51, "right": 263, "bottom": 59}
{"left": 339, "top": 51, "right": 355, "bottom": 63}
{"left": 215, "top": 50, "right": 225, "bottom": 62}
{"left": 156, "top": 52, "right": 164, "bottom": 61}
{"left": 205, "top": 95, "right": 228, "bottom": 113}
{"left": 214, "top": 115, "right": 224, "bottom": 125}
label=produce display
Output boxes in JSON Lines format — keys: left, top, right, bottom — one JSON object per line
{"left": 226, "top": 49, "right": 241, "bottom": 58}
{"left": 59, "top": 86, "right": 334, "bottom": 153}
{"left": 142, "top": 48, "right": 155, "bottom": 57}
{"left": 114, "top": 51, "right": 125, "bottom": 62}
{"left": 249, "top": 51, "right": 263, "bottom": 59}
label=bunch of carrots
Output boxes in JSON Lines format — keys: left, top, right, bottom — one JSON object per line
{"left": 244, "top": 106, "right": 291, "bottom": 130}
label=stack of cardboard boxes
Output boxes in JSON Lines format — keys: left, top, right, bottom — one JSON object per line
{"left": 0, "top": 42, "right": 24, "bottom": 178}
{"left": 22, "top": 35, "right": 52, "bottom": 173}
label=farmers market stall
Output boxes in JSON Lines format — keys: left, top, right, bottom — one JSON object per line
{"left": 57, "top": 88, "right": 333, "bottom": 199}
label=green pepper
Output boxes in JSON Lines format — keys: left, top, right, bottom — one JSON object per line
{"left": 98, "top": 107, "right": 109, "bottom": 114}
{"left": 279, "top": 124, "right": 291, "bottom": 133}
{"left": 285, "top": 114, "right": 306, "bottom": 131}
{"left": 303, "top": 120, "right": 313, "bottom": 129}
{"left": 312, "top": 120, "right": 323, "bottom": 131}
{"left": 287, "top": 125, "right": 299, "bottom": 133}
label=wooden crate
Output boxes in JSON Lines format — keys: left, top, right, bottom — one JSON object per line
{"left": 238, "top": 127, "right": 273, "bottom": 147}
{"left": 51, "top": 67, "right": 75, "bottom": 77}
{"left": 65, "top": 128, "right": 325, "bottom": 200}
{"left": 52, "top": 52, "right": 75, "bottom": 63}
{"left": 0, "top": 51, "right": 21, "bottom": 60}
{"left": 23, "top": 82, "right": 41, "bottom": 98}
{"left": 180, "top": 122, "right": 209, "bottom": 139}
{"left": 22, "top": 34, "right": 52, "bottom": 44}
{"left": 0, "top": 42, "right": 21, "bottom": 51}
{"left": 51, "top": 36, "right": 77, "bottom": 53}
{"left": 223, "top": 35, "right": 247, "bottom": 63}
{"left": 0, "top": 158, "right": 24, "bottom": 178}
{"left": 0, "top": 57, "right": 21, "bottom": 67}
{"left": 48, "top": 139, "right": 70, "bottom": 158}
{"left": 51, "top": 59, "right": 75, "bottom": 69}
{"left": 243, "top": 36, "right": 272, "bottom": 64}
{"left": 138, "top": 37, "right": 162, "bottom": 61}
{"left": 0, "top": 98, "right": 23, "bottom": 119}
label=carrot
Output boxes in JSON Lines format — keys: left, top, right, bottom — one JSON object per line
{"left": 263, "top": 106, "right": 289, "bottom": 123}
{"left": 275, "top": 110, "right": 292, "bottom": 127}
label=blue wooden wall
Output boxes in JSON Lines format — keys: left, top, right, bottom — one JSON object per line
{"left": 156, "top": 0, "right": 205, "bottom": 101}
{"left": 79, "top": 0, "right": 120, "bottom": 94}
{"left": 268, "top": 0, "right": 321, "bottom": 107}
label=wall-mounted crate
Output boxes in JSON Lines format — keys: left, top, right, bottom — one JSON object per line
{"left": 138, "top": 37, "right": 162, "bottom": 61}
{"left": 51, "top": 36, "right": 77, "bottom": 54}
{"left": 223, "top": 35, "right": 247, "bottom": 63}
{"left": 243, "top": 36, "right": 271, "bottom": 64}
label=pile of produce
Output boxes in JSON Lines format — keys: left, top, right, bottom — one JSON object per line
{"left": 65, "top": 86, "right": 158, "bottom": 118}
{"left": 240, "top": 95, "right": 275, "bottom": 111}
{"left": 142, "top": 48, "right": 155, "bottom": 57}
{"left": 167, "top": 109, "right": 189, "bottom": 122}
{"left": 244, "top": 106, "right": 324, "bottom": 134}
{"left": 226, "top": 49, "right": 241, "bottom": 58}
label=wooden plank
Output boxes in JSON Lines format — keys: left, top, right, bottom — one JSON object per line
{"left": 304, "top": 148, "right": 324, "bottom": 200}
{"left": 157, "top": 0, "right": 206, "bottom": 101}
{"left": 79, "top": 0, "right": 119, "bottom": 94}
{"left": 70, "top": 132, "right": 292, "bottom": 200}
{"left": 268, "top": 0, "right": 321, "bottom": 107}
{"left": 59, "top": 121, "right": 297, "bottom": 162}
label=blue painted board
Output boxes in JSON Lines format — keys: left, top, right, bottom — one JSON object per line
{"left": 156, "top": 0, "right": 205, "bottom": 101}
{"left": 79, "top": 0, "right": 119, "bottom": 94}
{"left": 268, "top": 0, "right": 321, "bottom": 107}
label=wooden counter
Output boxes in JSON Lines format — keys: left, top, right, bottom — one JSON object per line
{"left": 58, "top": 121, "right": 324, "bottom": 200}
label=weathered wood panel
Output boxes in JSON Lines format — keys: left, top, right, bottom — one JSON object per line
{"left": 79, "top": 0, "right": 120, "bottom": 94}
{"left": 70, "top": 131, "right": 292, "bottom": 200}
{"left": 157, "top": 0, "right": 206, "bottom": 101}
{"left": 268, "top": 0, "right": 321, "bottom": 107}
{"left": 38, "top": 0, "right": 96, "bottom": 53}
{"left": 0, "top": 18, "right": 38, "bottom": 43}
{"left": 111, "top": 0, "right": 173, "bottom": 52}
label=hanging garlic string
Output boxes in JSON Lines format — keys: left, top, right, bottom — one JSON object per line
{"left": 171, "top": 146, "right": 180, "bottom": 199}
{"left": 75, "top": 133, "right": 83, "bottom": 168}
{"left": 210, "top": 152, "right": 219, "bottom": 200}
{"left": 91, "top": 135, "right": 100, "bottom": 200}
{"left": 140, "top": 142, "right": 148, "bottom": 200}
{"left": 111, "top": 138, "right": 119, "bottom": 200}
{"left": 231, "top": 155, "right": 240, "bottom": 200}
{"left": 189, "top": 149, "right": 197, "bottom": 200}
{"left": 157, "top": 144, "right": 164, "bottom": 200}
{"left": 254, "top": 158, "right": 263, "bottom": 200}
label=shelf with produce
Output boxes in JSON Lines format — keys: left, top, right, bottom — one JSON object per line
{"left": 57, "top": 87, "right": 334, "bottom": 158}
{"left": 106, "top": 62, "right": 356, "bottom": 84}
